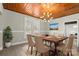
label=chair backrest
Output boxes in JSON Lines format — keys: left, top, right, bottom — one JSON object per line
{"left": 66, "top": 34, "right": 75, "bottom": 50}
{"left": 34, "top": 36, "right": 46, "bottom": 52}
{"left": 27, "top": 34, "right": 35, "bottom": 47}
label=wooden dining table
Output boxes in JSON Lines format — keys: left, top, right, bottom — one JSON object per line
{"left": 40, "top": 35, "right": 68, "bottom": 55}
{"left": 31, "top": 34, "right": 68, "bottom": 55}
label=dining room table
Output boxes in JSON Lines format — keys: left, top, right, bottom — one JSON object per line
{"left": 40, "top": 35, "right": 68, "bottom": 55}
{"left": 31, "top": 34, "right": 68, "bottom": 55}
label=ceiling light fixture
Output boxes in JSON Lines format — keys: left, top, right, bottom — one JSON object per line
{"left": 40, "top": 3, "right": 53, "bottom": 22}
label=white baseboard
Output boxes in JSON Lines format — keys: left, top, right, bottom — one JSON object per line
{"left": 11, "top": 41, "right": 27, "bottom": 46}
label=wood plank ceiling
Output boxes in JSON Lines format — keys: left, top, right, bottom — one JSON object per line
{"left": 3, "top": 3, "right": 79, "bottom": 19}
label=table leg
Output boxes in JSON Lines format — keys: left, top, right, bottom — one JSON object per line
{"left": 44, "top": 40, "right": 47, "bottom": 45}
{"left": 54, "top": 43, "right": 58, "bottom": 56}
{"left": 49, "top": 41, "right": 52, "bottom": 47}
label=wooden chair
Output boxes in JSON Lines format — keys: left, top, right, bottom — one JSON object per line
{"left": 27, "top": 34, "right": 35, "bottom": 55}
{"left": 34, "top": 36, "right": 51, "bottom": 56}
{"left": 57, "top": 34, "right": 75, "bottom": 56}
{"left": 57, "top": 35, "right": 65, "bottom": 45}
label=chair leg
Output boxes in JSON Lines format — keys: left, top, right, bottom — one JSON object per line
{"left": 35, "top": 51, "right": 38, "bottom": 56}
{"left": 67, "top": 52, "right": 69, "bottom": 56}
{"left": 27, "top": 46, "right": 30, "bottom": 51}
{"left": 70, "top": 52, "right": 73, "bottom": 56}
{"left": 44, "top": 41, "right": 47, "bottom": 45}
{"left": 31, "top": 47, "right": 33, "bottom": 55}
{"left": 48, "top": 51, "right": 50, "bottom": 56}
{"left": 26, "top": 46, "right": 30, "bottom": 55}
{"left": 41, "top": 53, "right": 43, "bottom": 56}
{"left": 50, "top": 42, "right": 52, "bottom": 47}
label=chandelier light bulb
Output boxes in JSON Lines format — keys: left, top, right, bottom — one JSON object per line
{"left": 48, "top": 20, "right": 50, "bottom": 23}
{"left": 43, "top": 12, "right": 46, "bottom": 15}
{"left": 47, "top": 14, "right": 50, "bottom": 17}
{"left": 50, "top": 13, "right": 52, "bottom": 16}
{"left": 40, "top": 3, "right": 54, "bottom": 22}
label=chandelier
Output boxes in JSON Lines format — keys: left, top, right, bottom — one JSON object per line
{"left": 40, "top": 3, "right": 53, "bottom": 22}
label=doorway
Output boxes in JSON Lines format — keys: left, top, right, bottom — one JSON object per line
{"left": 65, "top": 21, "right": 78, "bottom": 48}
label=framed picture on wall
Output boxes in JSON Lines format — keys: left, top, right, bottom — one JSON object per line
{"left": 49, "top": 23, "right": 59, "bottom": 30}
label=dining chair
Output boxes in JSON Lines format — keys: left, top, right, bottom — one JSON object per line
{"left": 34, "top": 36, "right": 51, "bottom": 56}
{"left": 27, "top": 34, "right": 35, "bottom": 55}
{"left": 57, "top": 34, "right": 75, "bottom": 56}
{"left": 57, "top": 35, "right": 65, "bottom": 45}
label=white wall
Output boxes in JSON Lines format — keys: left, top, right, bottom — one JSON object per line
{"left": 65, "top": 24, "right": 77, "bottom": 36}
{"left": 24, "top": 15, "right": 41, "bottom": 43}
{"left": 25, "top": 15, "right": 41, "bottom": 34}
{"left": 24, "top": 15, "right": 50, "bottom": 35}
{"left": 49, "top": 13, "right": 79, "bottom": 35}
{"left": 0, "top": 3, "right": 4, "bottom": 50}
{"left": 3, "top": 9, "right": 26, "bottom": 45}
{"left": 40, "top": 21, "right": 49, "bottom": 34}
{"left": 49, "top": 13, "right": 79, "bottom": 48}
{"left": 3, "top": 9, "right": 47, "bottom": 45}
